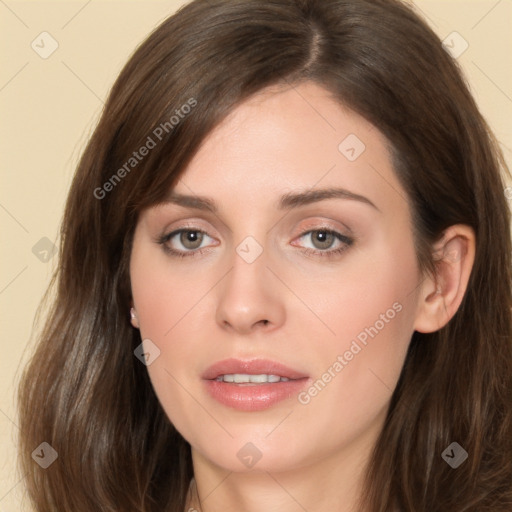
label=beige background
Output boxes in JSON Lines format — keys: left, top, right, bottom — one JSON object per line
{"left": 1, "top": 0, "right": 511, "bottom": 509}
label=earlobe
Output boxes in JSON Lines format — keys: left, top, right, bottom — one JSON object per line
{"left": 130, "top": 307, "right": 140, "bottom": 329}
{"left": 413, "top": 225, "right": 475, "bottom": 333}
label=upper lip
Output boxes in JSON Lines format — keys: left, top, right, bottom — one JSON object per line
{"left": 202, "top": 358, "right": 309, "bottom": 380}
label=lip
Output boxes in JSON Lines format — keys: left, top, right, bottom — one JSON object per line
{"left": 202, "top": 358, "right": 310, "bottom": 412}
{"left": 202, "top": 358, "right": 309, "bottom": 381}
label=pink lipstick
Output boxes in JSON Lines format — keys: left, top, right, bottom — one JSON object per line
{"left": 202, "top": 358, "right": 310, "bottom": 411}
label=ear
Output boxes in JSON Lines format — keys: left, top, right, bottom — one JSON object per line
{"left": 413, "top": 225, "right": 475, "bottom": 333}
{"left": 130, "top": 306, "right": 140, "bottom": 329}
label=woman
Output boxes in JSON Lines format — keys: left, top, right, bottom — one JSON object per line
{"left": 17, "top": 0, "right": 512, "bottom": 511}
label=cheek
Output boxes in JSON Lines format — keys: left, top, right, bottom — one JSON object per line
{"left": 130, "top": 243, "right": 221, "bottom": 434}
{"left": 290, "top": 229, "right": 419, "bottom": 391}
{"left": 130, "top": 242, "right": 213, "bottom": 340}
{"left": 289, "top": 228, "right": 419, "bottom": 352}
{"left": 130, "top": 250, "right": 206, "bottom": 441}
{"left": 293, "top": 235, "right": 419, "bottom": 431}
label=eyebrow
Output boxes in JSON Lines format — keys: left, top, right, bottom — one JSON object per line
{"left": 162, "top": 187, "right": 380, "bottom": 212}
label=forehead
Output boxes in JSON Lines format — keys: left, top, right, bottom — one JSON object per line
{"left": 170, "top": 82, "right": 407, "bottom": 216}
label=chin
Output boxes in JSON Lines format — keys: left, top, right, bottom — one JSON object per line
{"left": 190, "top": 435, "right": 313, "bottom": 474}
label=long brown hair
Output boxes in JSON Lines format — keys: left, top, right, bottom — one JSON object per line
{"left": 17, "top": 0, "right": 512, "bottom": 510}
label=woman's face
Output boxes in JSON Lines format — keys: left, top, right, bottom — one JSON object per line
{"left": 130, "top": 82, "right": 425, "bottom": 474}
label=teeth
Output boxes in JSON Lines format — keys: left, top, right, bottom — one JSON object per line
{"left": 215, "top": 374, "right": 291, "bottom": 383}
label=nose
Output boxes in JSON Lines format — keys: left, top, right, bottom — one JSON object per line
{"left": 215, "top": 245, "right": 286, "bottom": 335}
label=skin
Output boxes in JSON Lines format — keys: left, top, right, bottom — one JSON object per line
{"left": 129, "top": 82, "right": 475, "bottom": 512}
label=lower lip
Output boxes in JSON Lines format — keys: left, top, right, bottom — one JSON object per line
{"left": 203, "top": 378, "right": 310, "bottom": 411}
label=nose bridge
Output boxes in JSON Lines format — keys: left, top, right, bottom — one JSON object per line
{"left": 233, "top": 237, "right": 269, "bottom": 289}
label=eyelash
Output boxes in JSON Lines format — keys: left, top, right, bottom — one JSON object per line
{"left": 156, "top": 227, "right": 354, "bottom": 260}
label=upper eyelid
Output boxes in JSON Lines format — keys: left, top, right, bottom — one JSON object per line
{"left": 154, "top": 204, "right": 357, "bottom": 239}
{"left": 161, "top": 216, "right": 351, "bottom": 235}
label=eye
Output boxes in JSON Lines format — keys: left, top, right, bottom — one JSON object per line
{"left": 157, "top": 229, "right": 216, "bottom": 257}
{"left": 293, "top": 229, "right": 354, "bottom": 258}
{"left": 156, "top": 227, "right": 353, "bottom": 259}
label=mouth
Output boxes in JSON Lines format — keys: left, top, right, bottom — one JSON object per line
{"left": 202, "top": 358, "right": 310, "bottom": 411}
